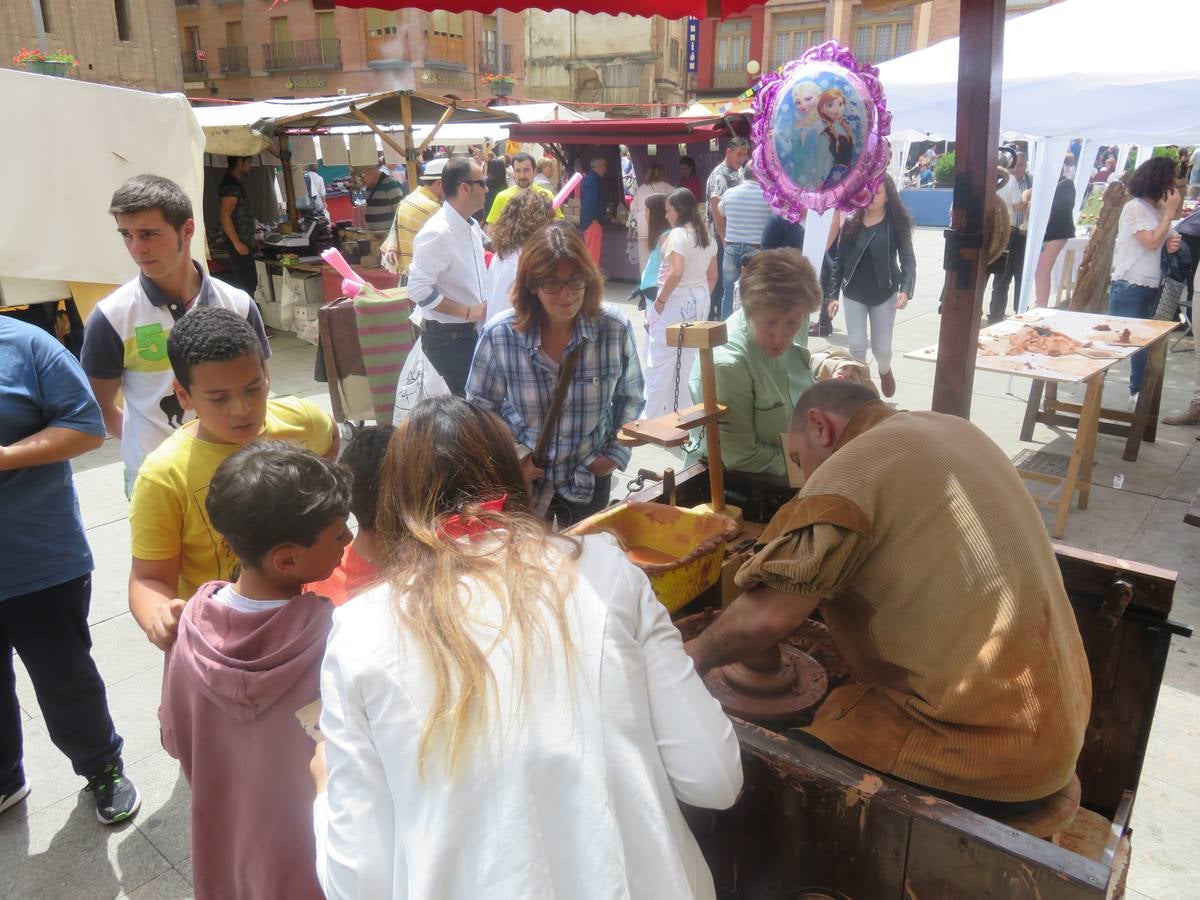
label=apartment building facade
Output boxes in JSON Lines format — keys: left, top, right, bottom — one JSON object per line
{"left": 523, "top": 11, "right": 689, "bottom": 116}
{"left": 694, "top": 0, "right": 1058, "bottom": 98}
{"left": 175, "top": 0, "right": 526, "bottom": 103}
{"left": 2, "top": 0, "right": 182, "bottom": 91}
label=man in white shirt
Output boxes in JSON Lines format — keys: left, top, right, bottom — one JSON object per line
{"left": 295, "top": 165, "right": 326, "bottom": 217}
{"left": 406, "top": 157, "right": 489, "bottom": 396}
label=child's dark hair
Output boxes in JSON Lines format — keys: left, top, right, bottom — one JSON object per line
{"left": 206, "top": 441, "right": 351, "bottom": 569}
{"left": 340, "top": 425, "right": 394, "bottom": 532}
{"left": 168, "top": 306, "right": 263, "bottom": 389}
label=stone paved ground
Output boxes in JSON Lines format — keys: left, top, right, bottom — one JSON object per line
{"left": 3, "top": 226, "right": 1197, "bottom": 898}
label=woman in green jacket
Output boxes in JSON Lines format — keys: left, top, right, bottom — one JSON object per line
{"left": 688, "top": 248, "right": 821, "bottom": 478}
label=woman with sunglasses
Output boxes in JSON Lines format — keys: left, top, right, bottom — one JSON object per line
{"left": 467, "top": 225, "right": 646, "bottom": 526}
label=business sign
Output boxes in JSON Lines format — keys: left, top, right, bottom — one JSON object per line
{"left": 686, "top": 18, "right": 699, "bottom": 73}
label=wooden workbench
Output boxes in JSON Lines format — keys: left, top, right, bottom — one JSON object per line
{"left": 908, "top": 308, "right": 1178, "bottom": 539}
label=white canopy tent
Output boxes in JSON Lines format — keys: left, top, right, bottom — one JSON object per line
{"left": 0, "top": 70, "right": 206, "bottom": 300}
{"left": 877, "top": 0, "right": 1200, "bottom": 312}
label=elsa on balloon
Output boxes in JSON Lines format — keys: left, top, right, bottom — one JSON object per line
{"left": 786, "top": 80, "right": 834, "bottom": 191}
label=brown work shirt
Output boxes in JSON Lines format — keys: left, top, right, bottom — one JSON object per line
{"left": 737, "top": 402, "right": 1092, "bottom": 802}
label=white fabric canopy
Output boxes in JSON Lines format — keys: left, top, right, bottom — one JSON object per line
{"left": 0, "top": 70, "right": 206, "bottom": 286}
{"left": 877, "top": 0, "right": 1200, "bottom": 144}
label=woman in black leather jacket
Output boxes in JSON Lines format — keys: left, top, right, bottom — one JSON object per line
{"left": 825, "top": 175, "right": 916, "bottom": 397}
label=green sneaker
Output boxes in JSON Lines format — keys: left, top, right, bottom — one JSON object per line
{"left": 85, "top": 761, "right": 141, "bottom": 825}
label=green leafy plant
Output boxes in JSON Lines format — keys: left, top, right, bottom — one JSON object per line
{"left": 933, "top": 151, "right": 956, "bottom": 185}
{"left": 481, "top": 72, "right": 515, "bottom": 85}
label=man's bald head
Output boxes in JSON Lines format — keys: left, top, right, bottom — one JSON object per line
{"left": 787, "top": 381, "right": 880, "bottom": 478}
{"left": 790, "top": 380, "right": 879, "bottom": 433}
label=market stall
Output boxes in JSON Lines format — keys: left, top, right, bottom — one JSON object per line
{"left": 506, "top": 114, "right": 751, "bottom": 281}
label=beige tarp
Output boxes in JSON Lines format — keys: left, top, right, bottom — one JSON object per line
{"left": 0, "top": 69, "right": 206, "bottom": 286}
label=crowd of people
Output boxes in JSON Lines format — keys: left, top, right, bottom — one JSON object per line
{"left": 4, "top": 129, "right": 1198, "bottom": 898}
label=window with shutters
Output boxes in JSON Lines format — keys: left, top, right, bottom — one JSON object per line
{"left": 770, "top": 10, "right": 825, "bottom": 70}
{"left": 851, "top": 5, "right": 913, "bottom": 65}
{"left": 714, "top": 18, "right": 751, "bottom": 89}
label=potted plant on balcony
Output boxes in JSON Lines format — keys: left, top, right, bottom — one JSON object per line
{"left": 12, "top": 47, "right": 78, "bottom": 77}
{"left": 483, "top": 72, "right": 516, "bottom": 97}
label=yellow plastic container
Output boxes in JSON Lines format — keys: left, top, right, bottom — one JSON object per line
{"left": 568, "top": 502, "right": 739, "bottom": 612}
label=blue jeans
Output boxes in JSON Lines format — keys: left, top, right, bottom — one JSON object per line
{"left": 1108, "top": 280, "right": 1159, "bottom": 395}
{"left": 721, "top": 241, "right": 756, "bottom": 319}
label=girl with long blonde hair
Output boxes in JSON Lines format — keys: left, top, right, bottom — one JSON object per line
{"left": 312, "top": 397, "right": 742, "bottom": 899}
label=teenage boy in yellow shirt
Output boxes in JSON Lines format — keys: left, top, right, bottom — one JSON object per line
{"left": 128, "top": 307, "right": 339, "bottom": 650}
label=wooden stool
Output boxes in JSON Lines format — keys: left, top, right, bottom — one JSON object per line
{"left": 994, "top": 774, "right": 1081, "bottom": 843}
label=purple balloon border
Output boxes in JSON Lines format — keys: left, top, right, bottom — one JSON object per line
{"left": 751, "top": 41, "right": 894, "bottom": 221}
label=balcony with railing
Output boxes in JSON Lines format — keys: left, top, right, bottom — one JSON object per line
{"left": 263, "top": 38, "right": 341, "bottom": 71}
{"left": 478, "top": 42, "right": 513, "bottom": 74}
{"left": 181, "top": 49, "right": 207, "bottom": 78}
{"left": 713, "top": 65, "right": 750, "bottom": 90}
{"left": 218, "top": 46, "right": 249, "bottom": 75}
{"left": 426, "top": 34, "right": 466, "bottom": 66}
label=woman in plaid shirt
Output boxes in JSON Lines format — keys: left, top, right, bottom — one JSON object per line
{"left": 467, "top": 225, "right": 645, "bottom": 526}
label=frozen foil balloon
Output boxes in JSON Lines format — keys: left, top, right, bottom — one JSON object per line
{"left": 753, "top": 41, "right": 892, "bottom": 220}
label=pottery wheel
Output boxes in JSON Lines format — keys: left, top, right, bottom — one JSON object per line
{"left": 704, "top": 645, "right": 829, "bottom": 723}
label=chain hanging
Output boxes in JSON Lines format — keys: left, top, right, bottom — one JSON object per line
{"left": 670, "top": 322, "right": 703, "bottom": 454}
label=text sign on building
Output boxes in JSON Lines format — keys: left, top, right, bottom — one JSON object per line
{"left": 686, "top": 18, "right": 699, "bottom": 73}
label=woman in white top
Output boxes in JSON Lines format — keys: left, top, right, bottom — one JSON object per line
{"left": 644, "top": 188, "right": 719, "bottom": 419}
{"left": 484, "top": 190, "right": 555, "bottom": 322}
{"left": 1108, "top": 157, "right": 1182, "bottom": 401}
{"left": 311, "top": 397, "right": 742, "bottom": 900}
{"left": 630, "top": 164, "right": 674, "bottom": 271}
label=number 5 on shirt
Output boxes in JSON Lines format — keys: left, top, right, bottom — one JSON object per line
{"left": 135, "top": 323, "right": 168, "bottom": 362}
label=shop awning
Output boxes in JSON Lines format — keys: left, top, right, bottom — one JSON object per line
{"left": 327, "top": 0, "right": 757, "bottom": 18}
{"left": 505, "top": 114, "right": 750, "bottom": 147}
{"left": 193, "top": 90, "right": 515, "bottom": 157}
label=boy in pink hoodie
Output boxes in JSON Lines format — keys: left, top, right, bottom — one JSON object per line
{"left": 159, "top": 441, "right": 352, "bottom": 900}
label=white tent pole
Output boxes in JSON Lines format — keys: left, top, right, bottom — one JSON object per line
{"left": 802, "top": 208, "right": 835, "bottom": 274}
{"left": 1072, "top": 138, "right": 1093, "bottom": 218}
{"left": 1018, "top": 135, "right": 1071, "bottom": 312}
{"left": 1135, "top": 144, "right": 1156, "bottom": 175}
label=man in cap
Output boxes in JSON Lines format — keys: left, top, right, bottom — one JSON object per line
{"left": 382, "top": 157, "right": 448, "bottom": 277}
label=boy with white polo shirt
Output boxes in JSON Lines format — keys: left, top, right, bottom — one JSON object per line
{"left": 81, "top": 174, "right": 271, "bottom": 494}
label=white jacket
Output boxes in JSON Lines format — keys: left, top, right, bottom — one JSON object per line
{"left": 314, "top": 533, "right": 742, "bottom": 899}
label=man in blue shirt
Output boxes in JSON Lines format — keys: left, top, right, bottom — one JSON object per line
{"left": 579, "top": 157, "right": 608, "bottom": 264}
{"left": 0, "top": 316, "right": 140, "bottom": 825}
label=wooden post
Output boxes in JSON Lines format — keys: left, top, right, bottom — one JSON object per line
{"left": 399, "top": 93, "right": 419, "bottom": 191}
{"left": 279, "top": 135, "right": 297, "bottom": 232}
{"left": 416, "top": 103, "right": 457, "bottom": 157}
{"left": 931, "top": 0, "right": 1006, "bottom": 418}
{"left": 350, "top": 105, "right": 409, "bottom": 172}
{"left": 698, "top": 346, "right": 726, "bottom": 513}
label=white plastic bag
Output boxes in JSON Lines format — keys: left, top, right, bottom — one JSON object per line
{"left": 392, "top": 337, "right": 450, "bottom": 424}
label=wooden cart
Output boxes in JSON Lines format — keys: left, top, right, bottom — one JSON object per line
{"left": 628, "top": 463, "right": 1191, "bottom": 899}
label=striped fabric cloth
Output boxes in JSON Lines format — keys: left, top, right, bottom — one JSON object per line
{"left": 352, "top": 286, "right": 416, "bottom": 424}
{"left": 719, "top": 180, "right": 773, "bottom": 245}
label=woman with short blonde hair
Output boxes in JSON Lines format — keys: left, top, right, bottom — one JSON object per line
{"left": 313, "top": 397, "right": 742, "bottom": 899}
{"left": 467, "top": 226, "right": 645, "bottom": 525}
{"left": 689, "top": 248, "right": 820, "bottom": 478}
